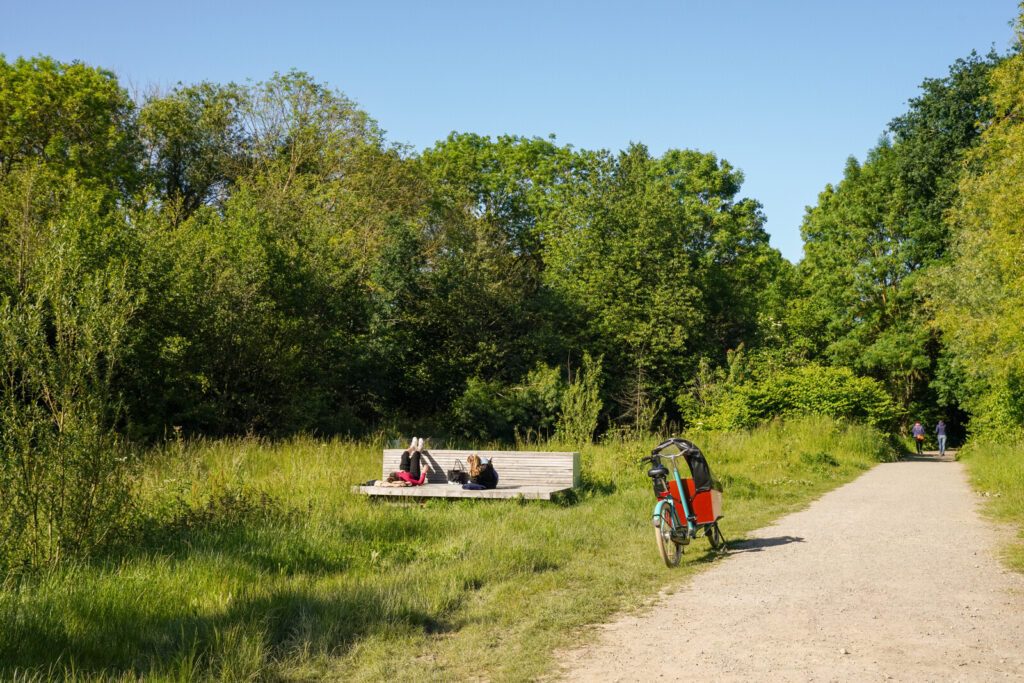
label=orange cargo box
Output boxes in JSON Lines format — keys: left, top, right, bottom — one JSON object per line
{"left": 660, "top": 478, "right": 721, "bottom": 525}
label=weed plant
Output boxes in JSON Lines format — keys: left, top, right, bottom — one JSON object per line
{"left": 958, "top": 440, "right": 1024, "bottom": 572}
{"left": 0, "top": 417, "right": 896, "bottom": 681}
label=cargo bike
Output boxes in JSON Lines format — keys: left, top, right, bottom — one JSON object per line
{"left": 640, "top": 437, "right": 726, "bottom": 566}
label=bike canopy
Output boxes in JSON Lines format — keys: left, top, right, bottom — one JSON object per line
{"left": 651, "top": 438, "right": 721, "bottom": 494}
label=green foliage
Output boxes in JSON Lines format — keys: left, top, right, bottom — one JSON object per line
{"left": 795, "top": 51, "right": 1001, "bottom": 427}
{"left": 543, "top": 143, "right": 781, "bottom": 422}
{"left": 245, "top": 70, "right": 382, "bottom": 187}
{"left": 451, "top": 364, "right": 565, "bottom": 442}
{"left": 407, "top": 134, "right": 594, "bottom": 404}
{"left": 122, "top": 175, "right": 384, "bottom": 436}
{"left": 557, "top": 352, "right": 604, "bottom": 446}
{"left": 420, "top": 132, "right": 590, "bottom": 259}
{"left": 0, "top": 197, "right": 138, "bottom": 573}
{"left": 0, "top": 55, "right": 798, "bottom": 448}
{"left": 0, "top": 161, "right": 67, "bottom": 295}
{"left": 138, "top": 80, "right": 248, "bottom": 223}
{"left": 935, "top": 22, "right": 1024, "bottom": 438}
{"left": 0, "top": 55, "right": 141, "bottom": 196}
{"left": 690, "top": 364, "right": 899, "bottom": 431}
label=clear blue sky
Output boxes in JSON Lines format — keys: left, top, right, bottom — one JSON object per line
{"left": 2, "top": 1, "right": 1019, "bottom": 262}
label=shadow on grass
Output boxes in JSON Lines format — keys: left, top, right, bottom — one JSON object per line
{"left": 1, "top": 578, "right": 459, "bottom": 677}
{"left": 0, "top": 488, "right": 450, "bottom": 676}
{"left": 550, "top": 476, "right": 618, "bottom": 507}
{"left": 98, "top": 488, "right": 434, "bottom": 578}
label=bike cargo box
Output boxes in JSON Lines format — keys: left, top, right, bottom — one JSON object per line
{"left": 684, "top": 478, "right": 722, "bottom": 524}
{"left": 660, "top": 478, "right": 722, "bottom": 525}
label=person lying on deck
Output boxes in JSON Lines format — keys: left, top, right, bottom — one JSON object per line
{"left": 383, "top": 437, "right": 430, "bottom": 485}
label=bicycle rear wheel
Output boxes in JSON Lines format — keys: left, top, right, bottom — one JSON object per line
{"left": 655, "top": 510, "right": 682, "bottom": 567}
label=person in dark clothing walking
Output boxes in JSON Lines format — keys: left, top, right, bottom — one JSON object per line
{"left": 935, "top": 420, "right": 947, "bottom": 457}
{"left": 912, "top": 421, "right": 925, "bottom": 455}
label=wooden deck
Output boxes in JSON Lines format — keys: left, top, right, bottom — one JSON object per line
{"left": 355, "top": 449, "right": 580, "bottom": 500}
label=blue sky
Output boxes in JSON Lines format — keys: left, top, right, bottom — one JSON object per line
{"left": 2, "top": 1, "right": 1019, "bottom": 262}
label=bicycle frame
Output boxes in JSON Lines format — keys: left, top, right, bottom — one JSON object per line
{"left": 643, "top": 437, "right": 726, "bottom": 565}
{"left": 651, "top": 452, "right": 695, "bottom": 538}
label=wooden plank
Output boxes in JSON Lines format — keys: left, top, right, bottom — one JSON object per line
{"left": 352, "top": 483, "right": 570, "bottom": 500}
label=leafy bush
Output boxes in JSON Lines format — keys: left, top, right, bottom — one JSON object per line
{"left": 450, "top": 364, "right": 564, "bottom": 442}
{"left": 556, "top": 352, "right": 603, "bottom": 446}
{"left": 689, "top": 364, "right": 899, "bottom": 431}
{"left": 0, "top": 230, "right": 138, "bottom": 573}
{"left": 958, "top": 375, "right": 1024, "bottom": 442}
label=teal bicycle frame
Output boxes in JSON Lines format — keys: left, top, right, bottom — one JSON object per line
{"left": 652, "top": 452, "right": 695, "bottom": 540}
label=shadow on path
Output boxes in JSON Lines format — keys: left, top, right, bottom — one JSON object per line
{"left": 900, "top": 450, "right": 957, "bottom": 463}
{"left": 727, "top": 535, "right": 805, "bottom": 553}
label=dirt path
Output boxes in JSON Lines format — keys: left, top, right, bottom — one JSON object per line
{"left": 558, "top": 452, "right": 1024, "bottom": 681}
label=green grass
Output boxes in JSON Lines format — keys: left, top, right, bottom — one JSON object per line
{"left": 0, "top": 416, "right": 896, "bottom": 681}
{"left": 958, "top": 441, "right": 1024, "bottom": 573}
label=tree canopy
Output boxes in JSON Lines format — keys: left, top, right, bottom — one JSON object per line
{"left": 2, "top": 32, "right": 1024, "bottom": 452}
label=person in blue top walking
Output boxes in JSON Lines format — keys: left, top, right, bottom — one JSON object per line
{"left": 912, "top": 421, "right": 925, "bottom": 455}
{"left": 935, "top": 420, "right": 947, "bottom": 457}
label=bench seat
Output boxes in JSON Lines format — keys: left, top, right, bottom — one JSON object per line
{"left": 355, "top": 449, "right": 580, "bottom": 500}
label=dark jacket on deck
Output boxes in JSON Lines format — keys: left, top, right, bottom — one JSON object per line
{"left": 470, "top": 462, "right": 498, "bottom": 489}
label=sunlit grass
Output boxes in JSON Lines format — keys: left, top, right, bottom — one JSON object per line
{"left": 959, "top": 440, "right": 1024, "bottom": 573}
{"left": 0, "top": 417, "right": 896, "bottom": 681}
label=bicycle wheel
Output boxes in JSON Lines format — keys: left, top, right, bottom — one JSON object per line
{"left": 655, "top": 509, "right": 682, "bottom": 567}
{"left": 706, "top": 522, "right": 727, "bottom": 552}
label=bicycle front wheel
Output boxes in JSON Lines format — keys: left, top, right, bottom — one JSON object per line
{"left": 655, "top": 509, "right": 682, "bottom": 567}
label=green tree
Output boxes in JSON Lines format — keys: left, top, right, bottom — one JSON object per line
{"left": 544, "top": 143, "right": 775, "bottom": 426}
{"left": 122, "top": 73, "right": 428, "bottom": 436}
{"left": 0, "top": 55, "right": 140, "bottom": 196}
{"left": 244, "top": 70, "right": 382, "bottom": 190}
{"left": 138, "top": 81, "right": 248, "bottom": 224}
{"left": 369, "top": 134, "right": 595, "bottom": 418}
{"left": 796, "top": 52, "right": 1001, "bottom": 426}
{"left": 936, "top": 21, "right": 1024, "bottom": 436}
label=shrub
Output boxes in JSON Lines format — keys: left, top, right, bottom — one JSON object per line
{"left": 556, "top": 352, "right": 603, "bottom": 446}
{"left": 0, "top": 220, "right": 138, "bottom": 573}
{"left": 450, "top": 364, "right": 564, "bottom": 442}
{"left": 692, "top": 364, "right": 899, "bottom": 431}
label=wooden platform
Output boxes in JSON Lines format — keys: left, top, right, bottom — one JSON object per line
{"left": 355, "top": 449, "right": 580, "bottom": 500}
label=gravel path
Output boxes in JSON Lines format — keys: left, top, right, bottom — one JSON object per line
{"left": 559, "top": 452, "right": 1024, "bottom": 681}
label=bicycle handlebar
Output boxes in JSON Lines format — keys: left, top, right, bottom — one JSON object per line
{"left": 639, "top": 438, "right": 702, "bottom": 468}
{"left": 650, "top": 437, "right": 699, "bottom": 457}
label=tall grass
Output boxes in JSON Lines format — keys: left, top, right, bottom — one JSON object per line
{"left": 958, "top": 440, "right": 1024, "bottom": 572}
{"left": 0, "top": 417, "right": 896, "bottom": 681}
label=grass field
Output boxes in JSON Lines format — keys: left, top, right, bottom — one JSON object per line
{"left": 959, "top": 441, "right": 1024, "bottom": 573}
{"left": 0, "top": 417, "right": 897, "bottom": 681}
